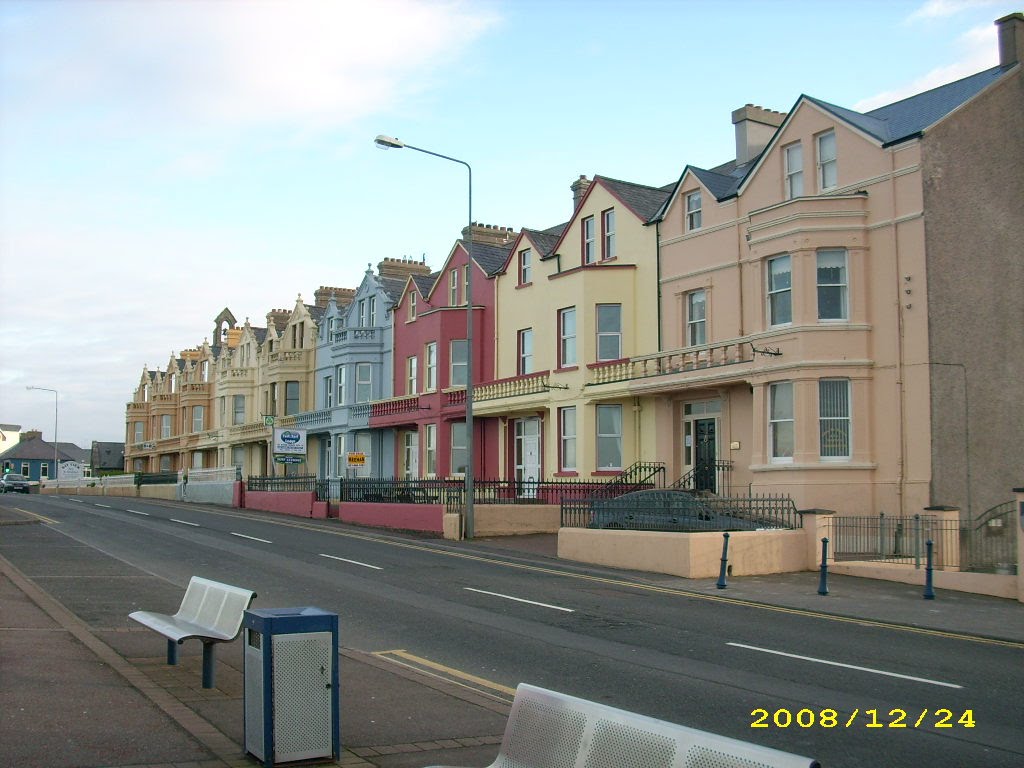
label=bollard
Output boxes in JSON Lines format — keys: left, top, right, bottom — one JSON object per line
{"left": 923, "top": 539, "right": 936, "bottom": 600}
{"left": 716, "top": 532, "right": 730, "bottom": 589}
{"left": 818, "top": 537, "right": 830, "bottom": 596}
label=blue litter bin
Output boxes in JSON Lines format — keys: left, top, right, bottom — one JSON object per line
{"left": 243, "top": 607, "right": 339, "bottom": 767}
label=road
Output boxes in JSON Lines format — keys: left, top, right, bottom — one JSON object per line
{"left": 3, "top": 493, "right": 1022, "bottom": 767}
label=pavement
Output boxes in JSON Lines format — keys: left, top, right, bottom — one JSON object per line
{"left": 2, "top": 502, "right": 1023, "bottom": 768}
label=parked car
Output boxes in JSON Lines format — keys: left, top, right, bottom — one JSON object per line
{"left": 588, "top": 489, "right": 759, "bottom": 532}
{"left": 0, "top": 473, "right": 31, "bottom": 493}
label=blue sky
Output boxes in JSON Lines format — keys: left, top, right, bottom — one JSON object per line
{"left": 0, "top": 0, "right": 1018, "bottom": 447}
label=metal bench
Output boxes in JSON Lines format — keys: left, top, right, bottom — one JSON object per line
{"left": 427, "top": 683, "right": 820, "bottom": 768}
{"left": 129, "top": 576, "right": 256, "bottom": 689}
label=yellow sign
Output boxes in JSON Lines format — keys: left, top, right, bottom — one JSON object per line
{"left": 347, "top": 452, "right": 366, "bottom": 467}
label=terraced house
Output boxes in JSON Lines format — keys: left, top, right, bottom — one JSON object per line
{"left": 628, "top": 13, "right": 1024, "bottom": 518}
{"left": 370, "top": 225, "right": 514, "bottom": 479}
{"left": 474, "top": 175, "right": 670, "bottom": 484}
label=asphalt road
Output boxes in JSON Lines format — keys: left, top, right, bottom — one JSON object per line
{"left": 4, "top": 494, "right": 1022, "bottom": 768}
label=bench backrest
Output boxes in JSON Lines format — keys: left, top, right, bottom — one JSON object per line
{"left": 174, "top": 576, "right": 256, "bottom": 638}
{"left": 497, "top": 684, "right": 819, "bottom": 768}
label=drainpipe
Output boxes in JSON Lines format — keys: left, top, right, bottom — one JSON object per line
{"left": 890, "top": 151, "right": 907, "bottom": 518}
{"left": 655, "top": 221, "right": 663, "bottom": 351}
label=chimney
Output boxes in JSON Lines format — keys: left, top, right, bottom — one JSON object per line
{"left": 570, "top": 175, "right": 591, "bottom": 210}
{"left": 22, "top": 430, "right": 43, "bottom": 441}
{"left": 997, "top": 13, "right": 1024, "bottom": 67}
{"left": 377, "top": 257, "right": 432, "bottom": 280}
{"left": 224, "top": 328, "right": 243, "bottom": 348}
{"left": 314, "top": 285, "right": 353, "bottom": 308}
{"left": 731, "top": 104, "right": 786, "bottom": 164}
{"left": 266, "top": 309, "right": 290, "bottom": 332}
{"left": 460, "top": 223, "right": 518, "bottom": 246}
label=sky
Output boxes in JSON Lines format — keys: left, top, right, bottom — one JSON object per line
{"left": 0, "top": 0, "right": 1018, "bottom": 448}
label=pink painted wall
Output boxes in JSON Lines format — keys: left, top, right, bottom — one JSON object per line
{"left": 245, "top": 490, "right": 317, "bottom": 517}
{"left": 338, "top": 502, "right": 444, "bottom": 533}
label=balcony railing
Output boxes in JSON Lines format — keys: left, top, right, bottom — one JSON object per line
{"left": 229, "top": 422, "right": 271, "bottom": 440}
{"left": 584, "top": 339, "right": 755, "bottom": 387}
{"left": 333, "top": 327, "right": 381, "bottom": 343}
{"left": 476, "top": 371, "right": 550, "bottom": 402}
{"left": 292, "top": 408, "right": 338, "bottom": 428}
{"left": 267, "top": 350, "right": 305, "bottom": 364}
{"left": 370, "top": 394, "right": 421, "bottom": 418}
{"left": 127, "top": 402, "right": 147, "bottom": 413}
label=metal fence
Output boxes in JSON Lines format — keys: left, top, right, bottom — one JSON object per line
{"left": 963, "top": 501, "right": 1018, "bottom": 574}
{"left": 561, "top": 492, "right": 801, "bottom": 531}
{"left": 135, "top": 471, "right": 180, "bottom": 486}
{"left": 827, "top": 513, "right": 960, "bottom": 569}
{"left": 248, "top": 475, "right": 663, "bottom": 513}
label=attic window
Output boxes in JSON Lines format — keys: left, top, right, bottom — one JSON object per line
{"left": 408, "top": 292, "right": 417, "bottom": 321}
{"left": 685, "top": 191, "right": 702, "bottom": 231}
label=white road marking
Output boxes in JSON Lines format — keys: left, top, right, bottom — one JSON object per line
{"left": 126, "top": 509, "right": 149, "bottom": 516}
{"left": 231, "top": 532, "right": 271, "bottom": 543}
{"left": 727, "top": 642, "right": 962, "bottom": 689}
{"left": 464, "top": 587, "right": 574, "bottom": 613}
{"left": 170, "top": 519, "right": 200, "bottom": 527}
{"left": 320, "top": 553, "right": 383, "bottom": 570}
{"left": 69, "top": 499, "right": 83, "bottom": 503}
{"left": 95, "top": 504, "right": 111, "bottom": 508}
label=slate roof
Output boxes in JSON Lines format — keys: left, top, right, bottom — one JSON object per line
{"left": 412, "top": 273, "right": 438, "bottom": 297}
{"left": 599, "top": 176, "right": 673, "bottom": 221}
{"left": 306, "top": 305, "right": 325, "bottom": 325}
{"left": 0, "top": 436, "right": 79, "bottom": 463}
{"left": 378, "top": 276, "right": 408, "bottom": 304}
{"left": 523, "top": 228, "right": 563, "bottom": 259}
{"left": 806, "top": 65, "right": 1008, "bottom": 146}
{"left": 253, "top": 327, "right": 268, "bottom": 345}
{"left": 92, "top": 441, "right": 125, "bottom": 470}
{"left": 463, "top": 240, "right": 513, "bottom": 277}
{"left": 57, "top": 442, "right": 90, "bottom": 463}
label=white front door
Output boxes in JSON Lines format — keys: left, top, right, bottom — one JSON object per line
{"left": 404, "top": 431, "right": 419, "bottom": 479}
{"left": 515, "top": 417, "right": 541, "bottom": 497}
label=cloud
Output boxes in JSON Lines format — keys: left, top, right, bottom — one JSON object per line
{"left": 853, "top": 22, "right": 996, "bottom": 111}
{"left": 4, "top": 0, "right": 500, "bottom": 138}
{"left": 906, "top": 0, "right": 1002, "bottom": 23}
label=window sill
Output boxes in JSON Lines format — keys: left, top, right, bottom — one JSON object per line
{"left": 555, "top": 366, "right": 579, "bottom": 373}
{"left": 591, "top": 470, "right": 623, "bottom": 477}
{"left": 749, "top": 461, "right": 877, "bottom": 472}
{"left": 515, "top": 282, "right": 533, "bottom": 290}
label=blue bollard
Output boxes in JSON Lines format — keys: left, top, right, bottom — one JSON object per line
{"left": 818, "top": 537, "right": 830, "bottom": 596}
{"left": 716, "top": 532, "right": 730, "bottom": 589}
{"left": 923, "top": 539, "right": 936, "bottom": 600}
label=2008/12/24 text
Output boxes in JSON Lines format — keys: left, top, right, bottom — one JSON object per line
{"left": 750, "top": 708, "right": 975, "bottom": 729}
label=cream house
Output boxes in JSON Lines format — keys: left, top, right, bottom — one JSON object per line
{"left": 475, "top": 175, "right": 671, "bottom": 482}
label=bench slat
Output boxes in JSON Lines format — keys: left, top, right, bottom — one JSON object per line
{"left": 425, "top": 683, "right": 820, "bottom": 768}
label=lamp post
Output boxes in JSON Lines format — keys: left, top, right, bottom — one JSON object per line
{"left": 374, "top": 134, "right": 475, "bottom": 538}
{"left": 26, "top": 386, "right": 59, "bottom": 494}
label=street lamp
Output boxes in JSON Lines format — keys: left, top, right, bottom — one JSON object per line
{"left": 374, "top": 134, "right": 475, "bottom": 538}
{"left": 26, "top": 386, "right": 59, "bottom": 494}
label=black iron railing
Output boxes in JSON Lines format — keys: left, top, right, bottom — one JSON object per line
{"left": 827, "top": 513, "right": 958, "bottom": 568}
{"left": 562, "top": 491, "right": 801, "bottom": 530}
{"left": 135, "top": 471, "right": 179, "bottom": 486}
{"left": 964, "top": 501, "right": 1017, "bottom": 574}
